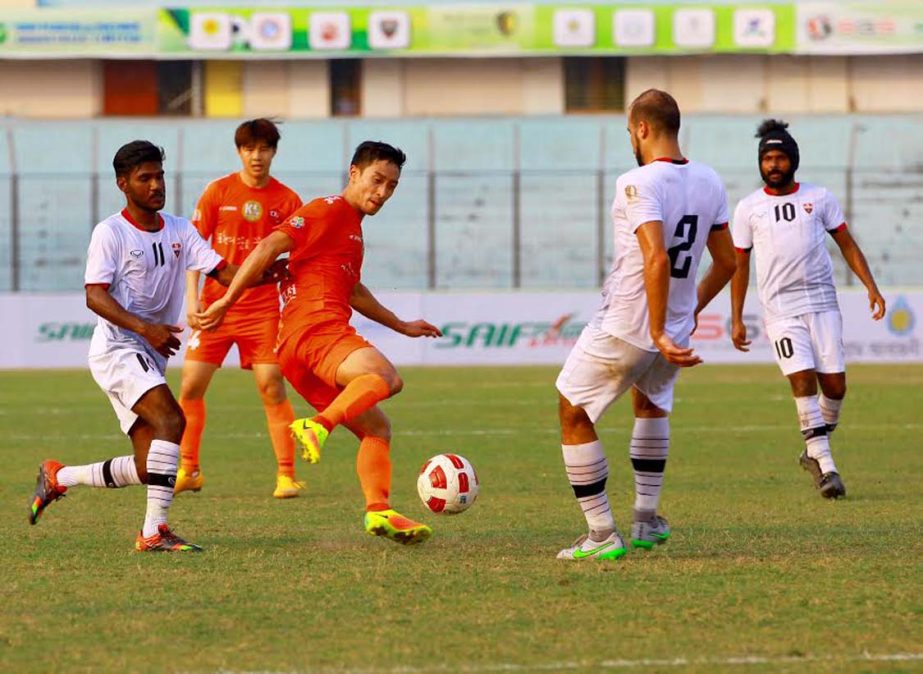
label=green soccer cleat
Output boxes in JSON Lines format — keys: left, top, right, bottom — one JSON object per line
{"left": 364, "top": 509, "right": 432, "bottom": 545}
{"left": 29, "top": 460, "right": 67, "bottom": 525}
{"left": 290, "top": 418, "right": 329, "bottom": 464}
{"left": 557, "top": 531, "right": 627, "bottom": 561}
{"left": 631, "top": 515, "right": 671, "bottom": 550}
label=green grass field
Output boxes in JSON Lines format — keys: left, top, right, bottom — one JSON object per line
{"left": 2, "top": 364, "right": 921, "bottom": 674}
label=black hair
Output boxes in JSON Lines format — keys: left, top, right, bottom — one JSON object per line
{"left": 629, "top": 89, "right": 681, "bottom": 135}
{"left": 235, "top": 118, "right": 281, "bottom": 149}
{"left": 756, "top": 118, "right": 800, "bottom": 172}
{"left": 350, "top": 141, "right": 406, "bottom": 171}
{"left": 113, "top": 140, "right": 165, "bottom": 178}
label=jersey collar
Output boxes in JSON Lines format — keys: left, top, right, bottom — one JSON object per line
{"left": 652, "top": 157, "right": 689, "bottom": 165}
{"left": 763, "top": 182, "right": 800, "bottom": 196}
{"left": 121, "top": 208, "right": 164, "bottom": 232}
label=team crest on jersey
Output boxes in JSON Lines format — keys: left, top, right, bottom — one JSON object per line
{"left": 289, "top": 216, "right": 305, "bottom": 229}
{"left": 269, "top": 209, "right": 280, "bottom": 221}
{"left": 803, "top": 203, "right": 814, "bottom": 214}
{"left": 625, "top": 185, "right": 639, "bottom": 202}
{"left": 172, "top": 242, "right": 182, "bottom": 258}
{"left": 130, "top": 249, "right": 143, "bottom": 257}
{"left": 243, "top": 200, "right": 263, "bottom": 222}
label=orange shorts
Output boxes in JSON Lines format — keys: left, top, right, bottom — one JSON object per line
{"left": 277, "top": 322, "right": 372, "bottom": 412}
{"left": 185, "top": 313, "right": 280, "bottom": 369}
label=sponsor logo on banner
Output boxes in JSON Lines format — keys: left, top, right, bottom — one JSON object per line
{"left": 613, "top": 9, "right": 655, "bottom": 47}
{"left": 368, "top": 11, "right": 411, "bottom": 49}
{"left": 437, "top": 313, "right": 586, "bottom": 349}
{"left": 806, "top": 14, "right": 834, "bottom": 41}
{"left": 37, "top": 322, "right": 95, "bottom": 342}
{"left": 309, "top": 12, "right": 351, "bottom": 50}
{"left": 189, "top": 13, "right": 233, "bottom": 51}
{"left": 887, "top": 296, "right": 915, "bottom": 336}
{"left": 734, "top": 9, "right": 775, "bottom": 48}
{"left": 553, "top": 9, "right": 596, "bottom": 48}
{"left": 249, "top": 13, "right": 292, "bottom": 51}
{"left": 496, "top": 11, "right": 517, "bottom": 37}
{"left": 673, "top": 8, "right": 715, "bottom": 48}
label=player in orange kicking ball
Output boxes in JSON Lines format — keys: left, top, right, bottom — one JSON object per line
{"left": 195, "top": 141, "right": 441, "bottom": 544}
{"left": 177, "top": 119, "right": 305, "bottom": 499}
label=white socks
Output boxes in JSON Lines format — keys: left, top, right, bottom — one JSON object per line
{"left": 629, "top": 417, "right": 670, "bottom": 518}
{"left": 57, "top": 456, "right": 141, "bottom": 488}
{"left": 794, "top": 396, "right": 837, "bottom": 474}
{"left": 818, "top": 394, "right": 843, "bottom": 432}
{"left": 562, "top": 440, "right": 614, "bottom": 537}
{"left": 143, "top": 440, "right": 180, "bottom": 538}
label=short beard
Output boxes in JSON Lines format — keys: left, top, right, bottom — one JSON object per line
{"left": 760, "top": 167, "right": 795, "bottom": 190}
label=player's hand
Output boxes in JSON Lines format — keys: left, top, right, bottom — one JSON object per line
{"left": 731, "top": 320, "right": 751, "bottom": 352}
{"left": 653, "top": 333, "right": 702, "bottom": 368}
{"left": 194, "top": 299, "right": 230, "bottom": 331}
{"left": 186, "top": 299, "right": 205, "bottom": 331}
{"left": 869, "top": 289, "right": 886, "bottom": 321}
{"left": 261, "top": 258, "right": 291, "bottom": 285}
{"left": 141, "top": 324, "right": 183, "bottom": 358}
{"left": 401, "top": 319, "right": 443, "bottom": 338}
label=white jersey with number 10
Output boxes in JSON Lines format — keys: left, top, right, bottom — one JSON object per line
{"left": 591, "top": 159, "right": 730, "bottom": 352}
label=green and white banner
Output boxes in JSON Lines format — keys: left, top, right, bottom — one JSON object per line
{"left": 1, "top": 2, "right": 921, "bottom": 58}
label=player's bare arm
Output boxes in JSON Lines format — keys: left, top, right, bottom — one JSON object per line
{"left": 636, "top": 220, "right": 702, "bottom": 367}
{"left": 86, "top": 284, "right": 182, "bottom": 357}
{"left": 694, "top": 226, "right": 737, "bottom": 321}
{"left": 194, "top": 231, "right": 294, "bottom": 330}
{"left": 349, "top": 283, "right": 442, "bottom": 338}
{"left": 830, "top": 227, "right": 886, "bottom": 320}
{"left": 729, "top": 248, "right": 753, "bottom": 351}
{"left": 186, "top": 270, "right": 203, "bottom": 330}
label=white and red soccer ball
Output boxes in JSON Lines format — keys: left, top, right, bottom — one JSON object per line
{"left": 417, "top": 454, "right": 479, "bottom": 514}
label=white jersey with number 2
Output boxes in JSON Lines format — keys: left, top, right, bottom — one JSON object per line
{"left": 591, "top": 159, "right": 729, "bottom": 352}
{"left": 731, "top": 182, "right": 846, "bottom": 323}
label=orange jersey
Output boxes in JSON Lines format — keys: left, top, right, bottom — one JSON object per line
{"left": 192, "top": 173, "right": 302, "bottom": 315}
{"left": 275, "top": 195, "right": 364, "bottom": 346}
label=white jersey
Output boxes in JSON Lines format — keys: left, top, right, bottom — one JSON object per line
{"left": 85, "top": 209, "right": 224, "bottom": 369}
{"left": 732, "top": 182, "right": 846, "bottom": 322}
{"left": 591, "top": 159, "right": 729, "bottom": 351}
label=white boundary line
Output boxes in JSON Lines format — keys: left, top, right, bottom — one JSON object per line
{"left": 210, "top": 651, "right": 923, "bottom": 674}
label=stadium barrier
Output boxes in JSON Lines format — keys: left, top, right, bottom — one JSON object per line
{"left": 2, "top": 288, "right": 918, "bottom": 369}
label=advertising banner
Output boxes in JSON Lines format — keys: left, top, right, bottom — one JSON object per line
{"left": 0, "top": 8, "right": 157, "bottom": 58}
{"left": 797, "top": 1, "right": 923, "bottom": 54}
{"left": 2, "top": 289, "right": 919, "bottom": 369}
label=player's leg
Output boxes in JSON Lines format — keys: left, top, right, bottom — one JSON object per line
{"left": 175, "top": 359, "right": 219, "bottom": 493}
{"left": 343, "top": 408, "right": 431, "bottom": 545}
{"left": 130, "top": 384, "right": 202, "bottom": 551}
{"left": 812, "top": 310, "right": 848, "bottom": 435}
{"left": 817, "top": 372, "right": 846, "bottom": 433}
{"left": 628, "top": 387, "right": 672, "bottom": 550}
{"left": 251, "top": 363, "right": 302, "bottom": 498}
{"left": 553, "top": 328, "right": 648, "bottom": 561}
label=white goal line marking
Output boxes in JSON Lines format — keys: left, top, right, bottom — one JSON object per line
{"left": 213, "top": 651, "right": 923, "bottom": 674}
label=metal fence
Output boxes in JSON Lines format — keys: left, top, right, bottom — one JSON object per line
{"left": 2, "top": 116, "right": 922, "bottom": 293}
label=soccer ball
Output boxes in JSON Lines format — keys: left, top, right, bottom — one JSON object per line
{"left": 417, "top": 454, "right": 479, "bottom": 514}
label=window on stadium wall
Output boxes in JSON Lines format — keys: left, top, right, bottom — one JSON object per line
{"left": 330, "top": 59, "right": 361, "bottom": 117}
{"left": 103, "top": 61, "right": 195, "bottom": 116}
{"left": 564, "top": 57, "right": 626, "bottom": 113}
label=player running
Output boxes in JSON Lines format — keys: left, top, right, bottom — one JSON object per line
{"left": 28, "top": 141, "right": 281, "bottom": 551}
{"left": 195, "top": 141, "right": 441, "bottom": 545}
{"left": 555, "top": 89, "right": 737, "bottom": 561}
{"left": 730, "top": 119, "right": 886, "bottom": 499}
{"left": 177, "top": 119, "right": 304, "bottom": 499}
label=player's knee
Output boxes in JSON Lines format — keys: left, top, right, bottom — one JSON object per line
{"left": 366, "top": 416, "right": 392, "bottom": 441}
{"left": 155, "top": 408, "right": 186, "bottom": 443}
{"left": 257, "top": 378, "right": 286, "bottom": 405}
{"left": 388, "top": 373, "right": 404, "bottom": 396}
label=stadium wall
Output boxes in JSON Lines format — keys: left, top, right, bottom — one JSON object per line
{"left": 1, "top": 289, "right": 919, "bottom": 369}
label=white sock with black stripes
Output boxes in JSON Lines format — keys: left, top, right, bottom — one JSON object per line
{"left": 818, "top": 394, "right": 843, "bottom": 433}
{"left": 57, "top": 456, "right": 141, "bottom": 488}
{"left": 630, "top": 417, "right": 670, "bottom": 519}
{"left": 142, "top": 440, "right": 180, "bottom": 538}
{"left": 794, "top": 396, "right": 837, "bottom": 474}
{"left": 562, "top": 440, "right": 614, "bottom": 540}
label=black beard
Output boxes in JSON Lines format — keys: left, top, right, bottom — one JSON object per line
{"left": 760, "top": 167, "right": 795, "bottom": 189}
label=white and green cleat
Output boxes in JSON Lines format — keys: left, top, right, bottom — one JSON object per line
{"left": 631, "top": 515, "right": 671, "bottom": 550}
{"left": 289, "top": 418, "right": 329, "bottom": 464}
{"left": 557, "top": 531, "right": 627, "bottom": 561}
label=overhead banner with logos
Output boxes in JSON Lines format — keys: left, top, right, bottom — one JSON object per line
{"left": 1, "top": 289, "right": 919, "bottom": 369}
{"left": 796, "top": 1, "right": 923, "bottom": 54}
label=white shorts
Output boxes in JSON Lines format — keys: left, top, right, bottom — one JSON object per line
{"left": 765, "top": 311, "right": 845, "bottom": 376}
{"left": 89, "top": 346, "right": 166, "bottom": 435}
{"left": 555, "top": 325, "right": 680, "bottom": 423}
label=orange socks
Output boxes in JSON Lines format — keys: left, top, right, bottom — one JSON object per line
{"left": 264, "top": 399, "right": 296, "bottom": 477}
{"left": 316, "top": 373, "right": 391, "bottom": 432}
{"left": 357, "top": 436, "right": 391, "bottom": 511}
{"left": 178, "top": 398, "right": 206, "bottom": 473}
